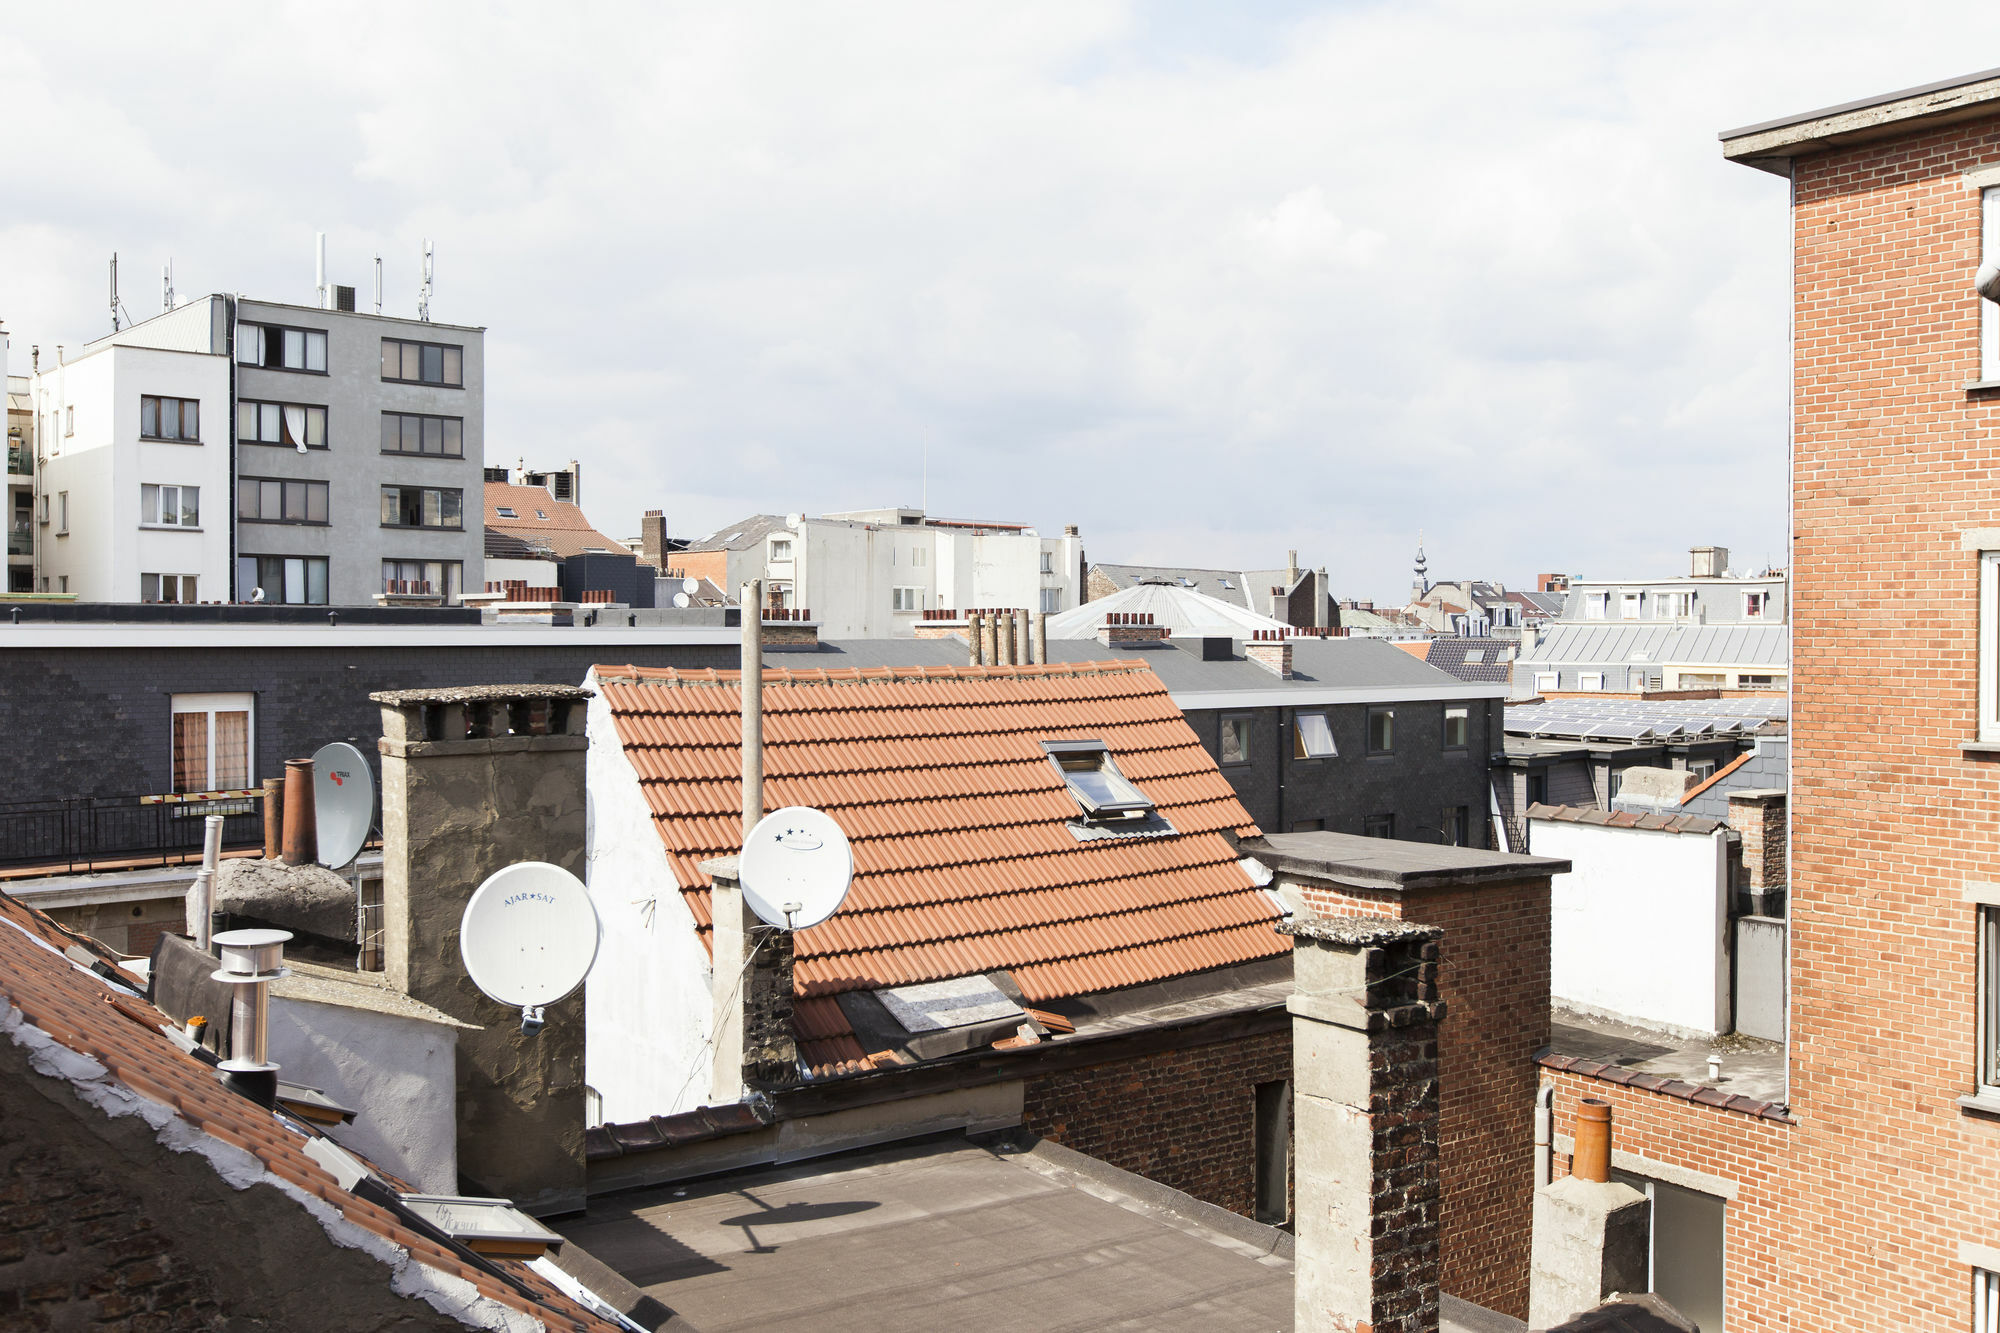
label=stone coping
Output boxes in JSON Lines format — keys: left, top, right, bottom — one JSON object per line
{"left": 1538, "top": 1052, "right": 1794, "bottom": 1124}
{"left": 1277, "top": 915, "right": 1442, "bottom": 946}
{"left": 1245, "top": 831, "right": 1569, "bottom": 890}
{"left": 370, "top": 684, "right": 595, "bottom": 706}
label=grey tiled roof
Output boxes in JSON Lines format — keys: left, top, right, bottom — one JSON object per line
{"left": 1419, "top": 638, "right": 1517, "bottom": 684}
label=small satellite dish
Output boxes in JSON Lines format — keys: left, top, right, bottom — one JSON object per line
{"left": 459, "top": 862, "right": 600, "bottom": 1033}
{"left": 739, "top": 806, "right": 853, "bottom": 930}
{"left": 785, "top": 512, "right": 803, "bottom": 530}
{"left": 1979, "top": 261, "right": 2000, "bottom": 305}
{"left": 311, "top": 742, "right": 375, "bottom": 869}
{"left": 673, "top": 591, "right": 692, "bottom": 608}
{"left": 248, "top": 586, "right": 266, "bottom": 603}
{"left": 682, "top": 577, "right": 701, "bottom": 594}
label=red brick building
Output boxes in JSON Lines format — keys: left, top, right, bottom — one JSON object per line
{"left": 1533, "top": 68, "right": 2000, "bottom": 1330}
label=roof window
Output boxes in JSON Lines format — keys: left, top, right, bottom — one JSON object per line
{"left": 494, "top": 506, "right": 517, "bottom": 518}
{"left": 535, "top": 509, "right": 548, "bottom": 520}
{"left": 1043, "top": 739, "right": 1154, "bottom": 822}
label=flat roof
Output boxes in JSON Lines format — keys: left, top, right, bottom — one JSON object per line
{"left": 0, "top": 623, "right": 738, "bottom": 650}
{"left": 1721, "top": 66, "right": 2000, "bottom": 174}
{"left": 1245, "top": 830, "right": 1569, "bottom": 890}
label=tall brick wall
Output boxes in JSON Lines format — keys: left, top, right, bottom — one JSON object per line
{"left": 1293, "top": 875, "right": 1548, "bottom": 1318}
{"left": 1022, "top": 1028, "right": 1291, "bottom": 1220}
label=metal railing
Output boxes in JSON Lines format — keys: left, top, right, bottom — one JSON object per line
{"left": 5, "top": 443, "right": 28, "bottom": 477}
{"left": 7, "top": 520, "right": 29, "bottom": 557}
{"left": 0, "top": 792, "right": 265, "bottom": 873}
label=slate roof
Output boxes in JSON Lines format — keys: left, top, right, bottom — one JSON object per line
{"left": 1415, "top": 637, "right": 1517, "bottom": 685}
{"left": 1047, "top": 584, "right": 1290, "bottom": 639}
{"left": 484, "top": 483, "right": 629, "bottom": 560}
{"left": 593, "top": 661, "right": 1280, "bottom": 1073}
{"left": 0, "top": 890, "right": 622, "bottom": 1332}
{"left": 1519, "top": 623, "right": 1789, "bottom": 668}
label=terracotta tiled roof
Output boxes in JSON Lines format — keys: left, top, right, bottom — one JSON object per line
{"left": 1393, "top": 640, "right": 1432, "bottom": 661}
{"left": 595, "top": 661, "right": 1277, "bottom": 1072}
{"left": 1539, "top": 1052, "right": 1793, "bottom": 1123}
{"left": 485, "top": 482, "right": 629, "bottom": 560}
{"left": 0, "top": 891, "right": 621, "bottom": 1332}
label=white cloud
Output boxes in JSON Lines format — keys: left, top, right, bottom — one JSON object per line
{"left": 3, "top": 2, "right": 1994, "bottom": 596}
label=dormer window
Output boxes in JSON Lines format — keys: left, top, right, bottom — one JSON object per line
{"left": 1044, "top": 740, "right": 1153, "bottom": 822}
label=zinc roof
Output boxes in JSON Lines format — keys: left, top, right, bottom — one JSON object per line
{"left": 1046, "top": 584, "right": 1289, "bottom": 639}
{"left": 594, "top": 661, "right": 1279, "bottom": 1072}
{"left": 1519, "top": 622, "right": 1789, "bottom": 668}
{"left": 0, "top": 891, "right": 620, "bottom": 1332}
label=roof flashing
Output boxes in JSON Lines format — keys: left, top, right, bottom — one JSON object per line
{"left": 1720, "top": 65, "right": 2000, "bottom": 173}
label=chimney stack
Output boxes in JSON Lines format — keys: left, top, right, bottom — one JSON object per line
{"left": 280, "top": 758, "right": 316, "bottom": 865}
{"left": 1528, "top": 1098, "right": 1651, "bottom": 1328}
{"left": 640, "top": 510, "right": 667, "bottom": 571}
{"left": 1690, "top": 546, "right": 1728, "bottom": 579}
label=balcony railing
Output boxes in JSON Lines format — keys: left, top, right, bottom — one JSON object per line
{"left": 7, "top": 520, "right": 29, "bottom": 557}
{"left": 0, "top": 792, "right": 266, "bottom": 874}
{"left": 6, "top": 444, "right": 29, "bottom": 477}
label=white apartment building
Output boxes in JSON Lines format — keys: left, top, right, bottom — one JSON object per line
{"left": 678, "top": 507, "right": 1085, "bottom": 638}
{"left": 1557, "top": 545, "right": 1787, "bottom": 626}
{"left": 6, "top": 342, "right": 35, "bottom": 593}
{"left": 23, "top": 286, "right": 484, "bottom": 605}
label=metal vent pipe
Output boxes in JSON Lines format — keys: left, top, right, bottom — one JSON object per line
{"left": 212, "top": 928, "right": 292, "bottom": 1106}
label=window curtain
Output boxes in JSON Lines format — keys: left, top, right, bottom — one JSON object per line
{"left": 172, "top": 713, "right": 209, "bottom": 793}
{"left": 213, "top": 711, "right": 250, "bottom": 789}
{"left": 283, "top": 405, "right": 307, "bottom": 448}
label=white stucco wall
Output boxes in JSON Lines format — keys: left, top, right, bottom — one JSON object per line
{"left": 583, "top": 670, "right": 716, "bottom": 1124}
{"left": 1533, "top": 818, "right": 1732, "bottom": 1036}
{"left": 266, "top": 995, "right": 459, "bottom": 1191}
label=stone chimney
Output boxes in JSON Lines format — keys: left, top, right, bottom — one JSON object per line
{"left": 1727, "top": 788, "right": 1786, "bottom": 916}
{"left": 372, "top": 684, "right": 593, "bottom": 1215}
{"left": 1529, "top": 1099, "right": 1651, "bottom": 1328}
{"left": 640, "top": 510, "right": 666, "bottom": 571}
{"left": 1246, "top": 630, "right": 1292, "bottom": 679}
{"left": 1282, "top": 915, "right": 1444, "bottom": 1333}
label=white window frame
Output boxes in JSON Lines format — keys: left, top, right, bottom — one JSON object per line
{"left": 169, "top": 692, "right": 255, "bottom": 793}
{"left": 911, "top": 547, "right": 927, "bottom": 568}
{"left": 1578, "top": 672, "right": 1604, "bottom": 692}
{"left": 1442, "top": 705, "right": 1469, "bottom": 750}
{"left": 140, "top": 483, "right": 200, "bottom": 528}
{"left": 1978, "top": 1264, "right": 2000, "bottom": 1333}
{"left": 1584, "top": 592, "right": 1607, "bottom": 620}
{"left": 1220, "top": 715, "right": 1253, "bottom": 766}
{"left": 1293, "top": 712, "right": 1336, "bottom": 760}
{"left": 1984, "top": 186, "right": 2000, "bottom": 383}
{"left": 56, "top": 491, "right": 68, "bottom": 534}
{"left": 141, "top": 573, "right": 199, "bottom": 604}
{"left": 891, "top": 586, "right": 923, "bottom": 613}
{"left": 1039, "top": 587, "right": 1061, "bottom": 614}
{"left": 1981, "top": 904, "right": 2000, "bottom": 1100}
{"left": 1983, "top": 552, "right": 2000, "bottom": 743}
{"left": 1743, "top": 591, "right": 1767, "bottom": 619}
{"left": 769, "top": 537, "right": 793, "bottom": 563}
{"left": 1534, "top": 672, "right": 1559, "bottom": 694}
{"left": 1621, "top": 592, "right": 1642, "bottom": 620}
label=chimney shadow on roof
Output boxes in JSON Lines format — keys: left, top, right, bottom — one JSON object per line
{"left": 716, "top": 1191, "right": 882, "bottom": 1254}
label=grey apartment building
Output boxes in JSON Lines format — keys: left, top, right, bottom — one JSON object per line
{"left": 26, "top": 292, "right": 483, "bottom": 605}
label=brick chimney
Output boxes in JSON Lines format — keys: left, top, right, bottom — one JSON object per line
{"left": 1096, "top": 612, "right": 1169, "bottom": 647}
{"left": 372, "top": 684, "right": 593, "bottom": 1215}
{"left": 1727, "top": 788, "right": 1786, "bottom": 916}
{"left": 640, "top": 510, "right": 666, "bottom": 571}
{"left": 1246, "top": 629, "right": 1292, "bottom": 678}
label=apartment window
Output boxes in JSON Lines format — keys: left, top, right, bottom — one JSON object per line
{"left": 1293, "top": 712, "right": 1336, "bottom": 760}
{"left": 1979, "top": 1267, "right": 2000, "bottom": 1333}
{"left": 1039, "top": 551, "right": 1054, "bottom": 575}
{"left": 1621, "top": 592, "right": 1642, "bottom": 619}
{"left": 37, "top": 494, "right": 48, "bottom": 525}
{"left": 1526, "top": 771, "right": 1548, "bottom": 806}
{"left": 1252, "top": 1080, "right": 1290, "bottom": 1225}
{"left": 380, "top": 485, "right": 463, "bottom": 529}
{"left": 1680, "top": 672, "right": 1727, "bottom": 689}
{"left": 139, "top": 484, "right": 199, "bottom": 527}
{"left": 56, "top": 492, "right": 68, "bottom": 534}
{"left": 1739, "top": 674, "right": 1776, "bottom": 688}
{"left": 1657, "top": 590, "right": 1692, "bottom": 618}
{"left": 1364, "top": 814, "right": 1395, "bottom": 839}
{"left": 380, "top": 337, "right": 464, "bottom": 387}
{"left": 911, "top": 547, "right": 927, "bottom": 568}
{"left": 239, "top": 478, "right": 330, "bottom": 524}
{"left": 382, "top": 559, "right": 464, "bottom": 605}
{"left": 1984, "top": 186, "right": 2000, "bottom": 382}
{"left": 1441, "top": 806, "right": 1469, "bottom": 847}
{"left": 767, "top": 582, "right": 795, "bottom": 610}
{"left": 1040, "top": 588, "right": 1061, "bottom": 614}
{"left": 1584, "top": 592, "right": 1607, "bottom": 619}
{"left": 1689, "top": 760, "right": 1717, "bottom": 782}
{"left": 769, "top": 538, "right": 793, "bottom": 562}
{"left": 63, "top": 406, "right": 73, "bottom": 437}
{"left": 1534, "top": 671, "right": 1559, "bottom": 694}
{"left": 238, "top": 323, "right": 327, "bottom": 373}
{"left": 1578, "top": 672, "right": 1605, "bottom": 692}
{"left": 1743, "top": 591, "right": 1768, "bottom": 619}
{"left": 891, "top": 586, "right": 923, "bottom": 613}
{"left": 1367, "top": 707, "right": 1395, "bottom": 755}
{"left": 379, "top": 411, "right": 463, "bottom": 457}
{"left": 238, "top": 401, "right": 326, "bottom": 449}
{"left": 140, "top": 396, "right": 200, "bottom": 442}
{"left": 237, "top": 555, "right": 328, "bottom": 605}
{"left": 170, "top": 693, "right": 252, "bottom": 793}
{"left": 1220, "top": 715, "right": 1253, "bottom": 766}
{"left": 1443, "top": 705, "right": 1469, "bottom": 750}
{"left": 140, "top": 574, "right": 198, "bottom": 604}
{"left": 1043, "top": 740, "right": 1154, "bottom": 823}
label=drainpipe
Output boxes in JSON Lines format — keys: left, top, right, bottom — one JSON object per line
{"left": 1275, "top": 708, "right": 1288, "bottom": 834}
{"left": 187, "top": 814, "right": 224, "bottom": 951}
{"left": 1535, "top": 1085, "right": 1555, "bottom": 1186}
{"left": 212, "top": 927, "right": 291, "bottom": 1107}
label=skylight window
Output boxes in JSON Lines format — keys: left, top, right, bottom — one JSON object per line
{"left": 535, "top": 509, "right": 548, "bottom": 519}
{"left": 1043, "top": 740, "right": 1153, "bottom": 822}
{"left": 495, "top": 506, "right": 517, "bottom": 518}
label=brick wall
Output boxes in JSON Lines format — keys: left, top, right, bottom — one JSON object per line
{"left": 1022, "top": 1029, "right": 1290, "bottom": 1220}
{"left": 1292, "top": 874, "right": 1548, "bottom": 1318}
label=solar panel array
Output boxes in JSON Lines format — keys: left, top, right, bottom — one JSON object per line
{"left": 1506, "top": 696, "right": 1787, "bottom": 743}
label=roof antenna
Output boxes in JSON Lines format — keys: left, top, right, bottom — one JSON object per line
{"left": 162, "top": 259, "right": 174, "bottom": 313}
{"left": 315, "top": 232, "right": 328, "bottom": 309}
{"left": 109, "top": 253, "right": 120, "bottom": 331}
{"left": 417, "top": 240, "right": 434, "bottom": 322}
{"left": 373, "top": 254, "right": 383, "bottom": 315}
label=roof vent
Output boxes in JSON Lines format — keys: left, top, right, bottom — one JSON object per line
{"left": 211, "top": 928, "right": 292, "bottom": 1107}
{"left": 397, "top": 1195, "right": 565, "bottom": 1261}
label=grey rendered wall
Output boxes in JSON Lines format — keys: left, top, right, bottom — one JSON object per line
{"left": 1191, "top": 696, "right": 1495, "bottom": 847}
{"left": 0, "top": 639, "right": 733, "bottom": 805}
{"left": 235, "top": 301, "right": 484, "bottom": 605}
{"left": 1734, "top": 915, "right": 1787, "bottom": 1041}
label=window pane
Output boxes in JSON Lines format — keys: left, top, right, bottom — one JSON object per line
{"left": 238, "top": 326, "right": 262, "bottom": 366}
{"left": 440, "top": 490, "right": 461, "bottom": 527}
{"left": 442, "top": 418, "right": 461, "bottom": 455}
{"left": 282, "top": 405, "right": 305, "bottom": 447}
{"left": 399, "top": 416, "right": 419, "bottom": 452}
{"left": 1296, "top": 712, "right": 1335, "bottom": 759}
{"left": 306, "top": 406, "right": 325, "bottom": 447}
{"left": 443, "top": 346, "right": 462, "bottom": 385}
{"left": 382, "top": 488, "right": 400, "bottom": 524}
{"left": 181, "top": 487, "right": 199, "bottom": 526}
{"left": 173, "top": 712, "right": 209, "bottom": 792}
{"left": 261, "top": 480, "right": 282, "bottom": 518}
{"left": 238, "top": 479, "right": 257, "bottom": 518}
{"left": 261, "top": 403, "right": 281, "bottom": 443}
{"left": 237, "top": 556, "right": 258, "bottom": 595}
{"left": 423, "top": 418, "right": 442, "bottom": 454}
{"left": 424, "top": 489, "right": 441, "bottom": 526}
{"left": 422, "top": 345, "right": 443, "bottom": 383}
{"left": 183, "top": 400, "right": 198, "bottom": 440}
{"left": 306, "top": 483, "right": 328, "bottom": 523}
{"left": 142, "top": 484, "right": 159, "bottom": 523}
{"left": 282, "top": 482, "right": 305, "bottom": 521}
{"left": 382, "top": 415, "right": 399, "bottom": 451}
{"left": 159, "top": 398, "right": 179, "bottom": 439}
{"left": 307, "top": 559, "right": 328, "bottom": 605}
{"left": 305, "top": 331, "right": 326, "bottom": 372}
{"left": 142, "top": 397, "right": 159, "bottom": 438}
{"left": 285, "top": 558, "right": 305, "bottom": 604}
{"left": 1221, "top": 720, "right": 1246, "bottom": 765}
{"left": 213, "top": 711, "right": 249, "bottom": 789}
{"left": 237, "top": 400, "right": 256, "bottom": 440}
{"left": 284, "top": 329, "right": 305, "bottom": 368}
{"left": 382, "top": 340, "right": 399, "bottom": 379}
{"left": 402, "top": 344, "right": 422, "bottom": 380}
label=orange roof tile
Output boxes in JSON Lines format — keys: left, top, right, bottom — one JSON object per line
{"left": 485, "top": 482, "right": 630, "bottom": 560}
{"left": 0, "top": 891, "right": 621, "bottom": 1333}
{"left": 597, "top": 661, "right": 1279, "bottom": 1070}
{"left": 1393, "top": 640, "right": 1433, "bottom": 661}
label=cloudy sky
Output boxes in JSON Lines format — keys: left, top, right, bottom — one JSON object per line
{"left": 5, "top": 4, "right": 1994, "bottom": 600}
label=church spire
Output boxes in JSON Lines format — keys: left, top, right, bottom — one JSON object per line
{"left": 1414, "top": 530, "right": 1429, "bottom": 596}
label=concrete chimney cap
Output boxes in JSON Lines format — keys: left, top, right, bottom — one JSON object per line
{"left": 1277, "top": 915, "right": 1442, "bottom": 947}
{"left": 369, "top": 684, "right": 594, "bottom": 706}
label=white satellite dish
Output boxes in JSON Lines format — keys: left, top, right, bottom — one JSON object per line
{"left": 1979, "top": 260, "right": 2000, "bottom": 304}
{"left": 673, "top": 591, "right": 692, "bottom": 608}
{"left": 682, "top": 576, "right": 700, "bottom": 594}
{"left": 459, "top": 862, "right": 600, "bottom": 1033}
{"left": 311, "top": 742, "right": 375, "bottom": 869}
{"left": 785, "top": 512, "right": 803, "bottom": 530}
{"left": 739, "top": 806, "right": 853, "bottom": 930}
